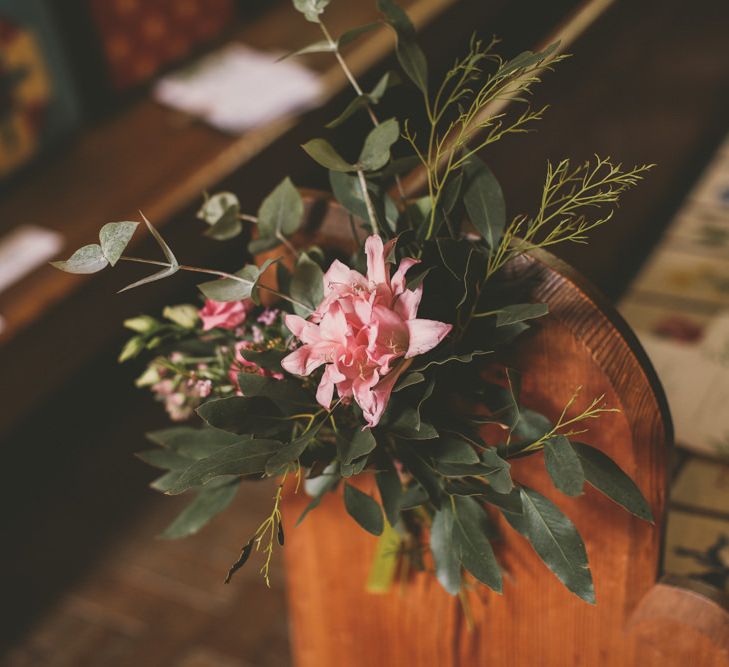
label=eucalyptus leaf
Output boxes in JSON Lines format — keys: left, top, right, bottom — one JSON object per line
{"left": 292, "top": 0, "right": 330, "bottom": 22}
{"left": 279, "top": 38, "right": 335, "bottom": 60}
{"left": 431, "top": 506, "right": 462, "bottom": 595}
{"left": 51, "top": 244, "right": 108, "bottom": 274}
{"left": 146, "top": 426, "right": 241, "bottom": 458}
{"left": 338, "top": 22, "right": 380, "bottom": 48}
{"left": 571, "top": 442, "right": 653, "bottom": 522}
{"left": 197, "top": 396, "right": 284, "bottom": 436}
{"left": 496, "top": 303, "right": 549, "bottom": 326}
{"left": 344, "top": 483, "right": 384, "bottom": 535}
{"left": 136, "top": 449, "right": 192, "bottom": 470}
{"left": 544, "top": 435, "right": 584, "bottom": 496}
{"left": 236, "top": 374, "right": 313, "bottom": 409}
{"left": 197, "top": 192, "right": 242, "bottom": 240}
{"left": 257, "top": 177, "right": 304, "bottom": 243}
{"left": 167, "top": 438, "right": 283, "bottom": 494}
{"left": 265, "top": 427, "right": 320, "bottom": 475}
{"left": 481, "top": 448, "right": 513, "bottom": 494}
{"left": 377, "top": 0, "right": 428, "bottom": 94}
{"left": 337, "top": 428, "right": 376, "bottom": 465}
{"left": 302, "top": 138, "right": 356, "bottom": 172}
{"left": 237, "top": 348, "right": 287, "bottom": 373}
{"left": 452, "top": 496, "right": 502, "bottom": 592}
{"left": 290, "top": 252, "right": 324, "bottom": 316}
{"left": 393, "top": 371, "right": 425, "bottom": 392}
{"left": 358, "top": 118, "right": 399, "bottom": 171}
{"left": 99, "top": 221, "right": 138, "bottom": 266}
{"left": 163, "top": 304, "right": 199, "bottom": 328}
{"left": 160, "top": 480, "right": 238, "bottom": 539}
{"left": 517, "top": 487, "right": 595, "bottom": 603}
{"left": 463, "top": 156, "right": 505, "bottom": 249}
{"left": 376, "top": 462, "right": 402, "bottom": 526}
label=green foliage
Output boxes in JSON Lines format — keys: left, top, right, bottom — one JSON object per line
{"left": 378, "top": 0, "right": 428, "bottom": 94}
{"left": 544, "top": 435, "right": 585, "bottom": 496}
{"left": 250, "top": 177, "right": 304, "bottom": 253}
{"left": 431, "top": 506, "right": 462, "bottom": 595}
{"left": 463, "top": 157, "right": 505, "bottom": 249}
{"left": 302, "top": 118, "right": 400, "bottom": 172}
{"left": 509, "top": 487, "right": 594, "bottom": 603}
{"left": 197, "top": 192, "right": 242, "bottom": 240}
{"left": 292, "top": 0, "right": 330, "bottom": 22}
{"left": 198, "top": 259, "right": 277, "bottom": 304}
{"left": 290, "top": 252, "right": 324, "bottom": 316}
{"left": 571, "top": 442, "right": 653, "bottom": 522}
{"left": 160, "top": 479, "right": 239, "bottom": 539}
{"left": 344, "top": 482, "right": 384, "bottom": 535}
{"left": 452, "top": 495, "right": 502, "bottom": 592}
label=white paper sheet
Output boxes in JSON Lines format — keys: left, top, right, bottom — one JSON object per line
{"left": 154, "top": 44, "right": 324, "bottom": 134}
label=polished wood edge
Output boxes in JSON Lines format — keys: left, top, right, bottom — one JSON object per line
{"left": 628, "top": 575, "right": 729, "bottom": 655}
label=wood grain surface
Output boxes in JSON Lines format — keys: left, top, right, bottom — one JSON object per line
{"left": 277, "top": 196, "right": 725, "bottom": 667}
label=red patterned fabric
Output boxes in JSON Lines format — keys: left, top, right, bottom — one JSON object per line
{"left": 86, "top": 0, "right": 235, "bottom": 91}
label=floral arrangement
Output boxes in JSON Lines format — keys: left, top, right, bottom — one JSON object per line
{"left": 52, "top": 0, "right": 654, "bottom": 603}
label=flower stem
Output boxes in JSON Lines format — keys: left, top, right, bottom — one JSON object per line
{"left": 119, "top": 255, "right": 310, "bottom": 312}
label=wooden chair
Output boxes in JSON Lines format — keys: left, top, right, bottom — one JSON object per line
{"left": 266, "top": 194, "right": 729, "bottom": 667}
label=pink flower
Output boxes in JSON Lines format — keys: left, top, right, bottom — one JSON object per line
{"left": 229, "top": 340, "right": 284, "bottom": 394}
{"left": 281, "top": 235, "right": 452, "bottom": 427}
{"left": 199, "top": 299, "right": 253, "bottom": 331}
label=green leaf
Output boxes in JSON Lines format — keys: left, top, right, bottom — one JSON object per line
{"left": 517, "top": 487, "right": 595, "bottom": 603}
{"left": 377, "top": 0, "right": 428, "bottom": 94}
{"left": 150, "top": 470, "right": 183, "bottom": 493}
{"left": 197, "top": 396, "right": 284, "bottom": 437}
{"left": 302, "top": 138, "right": 356, "bottom": 172}
{"left": 197, "top": 259, "right": 276, "bottom": 304}
{"left": 279, "top": 38, "right": 335, "bottom": 60}
{"left": 431, "top": 506, "right": 462, "bottom": 595}
{"left": 411, "top": 350, "right": 491, "bottom": 373}
{"left": 99, "top": 221, "right": 138, "bottom": 266}
{"left": 290, "top": 252, "right": 324, "bottom": 316}
{"left": 463, "top": 156, "right": 505, "bottom": 249}
{"left": 123, "top": 315, "right": 157, "bottom": 333}
{"left": 544, "top": 435, "right": 584, "bottom": 497}
{"left": 118, "top": 335, "right": 144, "bottom": 362}
{"left": 326, "top": 96, "right": 371, "bottom": 129}
{"left": 163, "top": 304, "right": 199, "bottom": 328}
{"left": 119, "top": 215, "right": 179, "bottom": 291}
{"left": 393, "top": 371, "right": 425, "bottom": 392}
{"left": 136, "top": 449, "right": 192, "bottom": 470}
{"left": 376, "top": 462, "right": 402, "bottom": 526}
{"left": 237, "top": 348, "right": 287, "bottom": 373}
{"left": 496, "top": 303, "right": 549, "bottom": 326}
{"left": 344, "top": 483, "right": 384, "bottom": 535}
{"left": 297, "top": 466, "right": 339, "bottom": 526}
{"left": 236, "top": 374, "right": 313, "bottom": 409}
{"left": 452, "top": 496, "right": 502, "bottom": 592}
{"left": 480, "top": 485, "right": 523, "bottom": 514}
{"left": 480, "top": 448, "right": 513, "bottom": 494}
{"left": 146, "top": 426, "right": 241, "bottom": 459}
{"left": 366, "top": 519, "right": 401, "bottom": 593}
{"left": 397, "top": 447, "right": 442, "bottom": 506}
{"left": 160, "top": 480, "right": 238, "bottom": 539}
{"left": 571, "top": 442, "right": 653, "bottom": 522}
{"left": 167, "top": 438, "right": 283, "bottom": 494}
{"left": 292, "top": 0, "right": 330, "bottom": 22}
{"left": 330, "top": 170, "right": 369, "bottom": 221}
{"left": 502, "top": 41, "right": 560, "bottom": 76}
{"left": 337, "top": 428, "right": 376, "bottom": 465}
{"left": 257, "top": 177, "right": 304, "bottom": 243}
{"left": 197, "top": 192, "right": 242, "bottom": 240}
{"left": 338, "top": 22, "right": 380, "bottom": 48}
{"left": 424, "top": 434, "right": 479, "bottom": 464}
{"left": 51, "top": 244, "right": 108, "bottom": 274}
{"left": 399, "top": 483, "right": 428, "bottom": 509}
{"left": 358, "top": 118, "right": 399, "bottom": 171}
{"left": 265, "top": 428, "right": 320, "bottom": 475}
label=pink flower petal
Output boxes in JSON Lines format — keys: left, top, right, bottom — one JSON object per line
{"left": 365, "top": 235, "right": 387, "bottom": 285}
{"left": 405, "top": 319, "right": 453, "bottom": 358}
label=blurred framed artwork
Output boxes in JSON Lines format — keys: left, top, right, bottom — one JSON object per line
{"left": 0, "top": 0, "right": 80, "bottom": 180}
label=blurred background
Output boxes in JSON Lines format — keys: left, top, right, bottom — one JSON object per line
{"left": 0, "top": 0, "right": 727, "bottom": 664}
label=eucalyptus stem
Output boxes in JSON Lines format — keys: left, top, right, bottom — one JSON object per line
{"left": 357, "top": 169, "right": 380, "bottom": 236}
{"left": 119, "top": 255, "right": 310, "bottom": 311}
{"left": 319, "top": 18, "right": 411, "bottom": 218}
